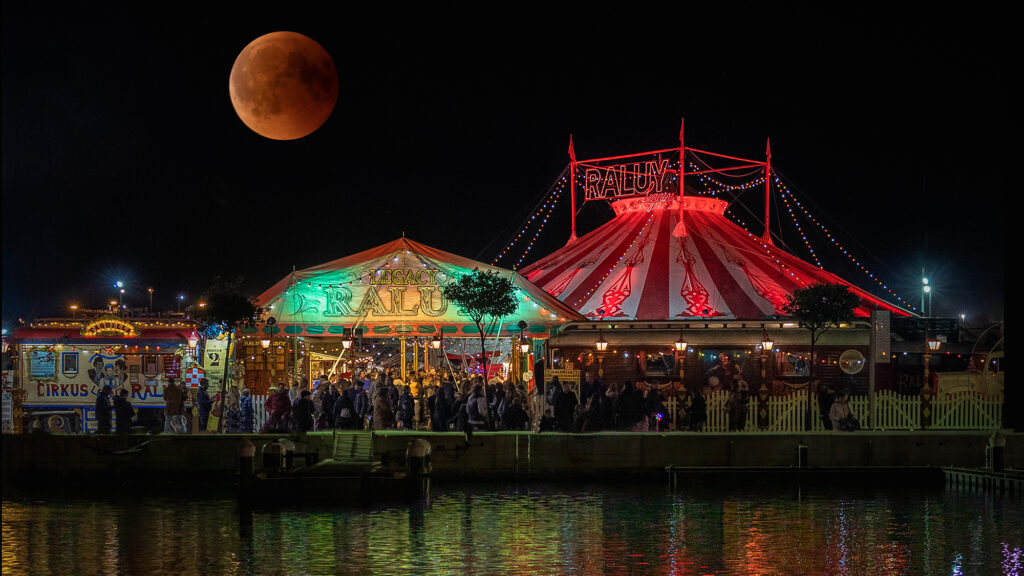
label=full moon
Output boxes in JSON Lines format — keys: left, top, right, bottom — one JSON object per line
{"left": 229, "top": 31, "right": 338, "bottom": 140}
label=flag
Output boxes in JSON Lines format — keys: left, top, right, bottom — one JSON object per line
{"left": 568, "top": 134, "right": 576, "bottom": 162}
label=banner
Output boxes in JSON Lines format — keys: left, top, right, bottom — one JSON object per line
{"left": 201, "top": 336, "right": 229, "bottom": 391}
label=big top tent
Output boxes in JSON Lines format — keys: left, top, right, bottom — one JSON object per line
{"left": 520, "top": 194, "right": 913, "bottom": 322}
{"left": 250, "top": 237, "right": 586, "bottom": 340}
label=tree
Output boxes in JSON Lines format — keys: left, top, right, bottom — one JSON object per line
{"left": 193, "top": 276, "right": 264, "bottom": 432}
{"left": 441, "top": 269, "right": 519, "bottom": 380}
{"left": 783, "top": 283, "right": 858, "bottom": 430}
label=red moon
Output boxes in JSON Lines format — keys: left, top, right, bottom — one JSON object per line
{"left": 229, "top": 31, "right": 338, "bottom": 140}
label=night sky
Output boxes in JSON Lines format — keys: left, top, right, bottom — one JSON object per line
{"left": 2, "top": 7, "right": 1008, "bottom": 325}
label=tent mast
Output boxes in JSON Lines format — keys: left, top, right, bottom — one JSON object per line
{"left": 672, "top": 117, "right": 688, "bottom": 237}
{"left": 762, "top": 138, "right": 773, "bottom": 245}
{"left": 567, "top": 134, "right": 578, "bottom": 245}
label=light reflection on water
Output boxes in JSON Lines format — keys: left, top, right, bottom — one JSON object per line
{"left": 2, "top": 482, "right": 1022, "bottom": 575}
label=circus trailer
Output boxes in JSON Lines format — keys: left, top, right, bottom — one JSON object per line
{"left": 9, "top": 316, "right": 198, "bottom": 433}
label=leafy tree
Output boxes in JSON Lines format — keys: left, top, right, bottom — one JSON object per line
{"left": 441, "top": 269, "right": 519, "bottom": 379}
{"left": 193, "top": 276, "right": 263, "bottom": 431}
{"left": 783, "top": 283, "right": 858, "bottom": 430}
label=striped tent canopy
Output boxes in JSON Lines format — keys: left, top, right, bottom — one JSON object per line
{"left": 252, "top": 237, "right": 586, "bottom": 339}
{"left": 520, "top": 194, "right": 912, "bottom": 321}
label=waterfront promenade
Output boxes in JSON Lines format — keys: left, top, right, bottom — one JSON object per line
{"left": 2, "top": 429, "right": 1019, "bottom": 487}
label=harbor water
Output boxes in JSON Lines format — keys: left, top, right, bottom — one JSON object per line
{"left": 2, "top": 480, "right": 1022, "bottom": 575}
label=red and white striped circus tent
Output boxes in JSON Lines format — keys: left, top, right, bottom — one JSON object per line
{"left": 521, "top": 194, "right": 912, "bottom": 321}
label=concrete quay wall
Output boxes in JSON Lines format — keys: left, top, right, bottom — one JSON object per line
{"left": 2, "top": 431, "right": 1019, "bottom": 485}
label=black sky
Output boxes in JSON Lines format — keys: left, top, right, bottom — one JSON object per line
{"left": 2, "top": 7, "right": 1008, "bottom": 325}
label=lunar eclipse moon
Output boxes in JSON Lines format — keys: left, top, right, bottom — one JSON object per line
{"left": 229, "top": 31, "right": 338, "bottom": 140}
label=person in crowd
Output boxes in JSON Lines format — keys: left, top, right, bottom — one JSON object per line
{"left": 617, "top": 380, "right": 648, "bottom": 432}
{"left": 830, "top": 393, "right": 857, "bottom": 431}
{"left": 196, "top": 379, "right": 213, "bottom": 432}
{"left": 706, "top": 353, "right": 741, "bottom": 392}
{"left": 373, "top": 382, "right": 395, "bottom": 430}
{"left": 291, "top": 389, "right": 315, "bottom": 433}
{"left": 397, "top": 385, "right": 416, "bottom": 430}
{"left": 163, "top": 378, "right": 185, "bottom": 433}
{"left": 580, "top": 371, "right": 602, "bottom": 407}
{"left": 333, "top": 388, "right": 357, "bottom": 429}
{"left": 288, "top": 380, "right": 301, "bottom": 404}
{"left": 546, "top": 376, "right": 562, "bottom": 421}
{"left": 818, "top": 382, "right": 835, "bottom": 430}
{"left": 95, "top": 384, "right": 113, "bottom": 434}
{"left": 466, "top": 383, "right": 488, "bottom": 430}
{"left": 261, "top": 385, "right": 292, "bottom": 433}
{"left": 224, "top": 386, "right": 242, "bottom": 433}
{"left": 645, "top": 385, "right": 670, "bottom": 432}
{"left": 350, "top": 381, "right": 370, "bottom": 430}
{"left": 553, "top": 379, "right": 578, "bottom": 432}
{"left": 501, "top": 397, "right": 529, "bottom": 430}
{"left": 580, "top": 388, "right": 608, "bottom": 432}
{"left": 431, "top": 384, "right": 451, "bottom": 432}
{"left": 726, "top": 388, "right": 747, "bottom": 431}
{"left": 687, "top": 387, "right": 707, "bottom": 432}
{"left": 114, "top": 388, "right": 134, "bottom": 434}
{"left": 239, "top": 388, "right": 255, "bottom": 433}
{"left": 323, "top": 384, "right": 338, "bottom": 428}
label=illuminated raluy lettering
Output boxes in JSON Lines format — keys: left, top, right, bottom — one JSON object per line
{"left": 584, "top": 158, "right": 672, "bottom": 200}
{"left": 418, "top": 286, "right": 447, "bottom": 317}
{"left": 324, "top": 286, "right": 355, "bottom": 317}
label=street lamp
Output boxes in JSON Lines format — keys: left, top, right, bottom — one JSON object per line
{"left": 595, "top": 330, "right": 608, "bottom": 352}
{"left": 70, "top": 305, "right": 78, "bottom": 318}
{"left": 922, "top": 337, "right": 941, "bottom": 398}
{"left": 760, "top": 325, "right": 774, "bottom": 395}
{"left": 178, "top": 294, "right": 184, "bottom": 313}
{"left": 431, "top": 333, "right": 442, "bottom": 350}
{"left": 341, "top": 328, "right": 353, "bottom": 350}
{"left": 147, "top": 287, "right": 154, "bottom": 312}
{"left": 922, "top": 275, "right": 932, "bottom": 317}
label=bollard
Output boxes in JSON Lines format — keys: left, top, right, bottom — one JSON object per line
{"left": 406, "top": 438, "right": 432, "bottom": 476}
{"left": 989, "top": 430, "right": 1006, "bottom": 472}
{"left": 238, "top": 439, "right": 256, "bottom": 491}
{"left": 798, "top": 443, "right": 808, "bottom": 468}
{"left": 262, "top": 441, "right": 283, "bottom": 471}
{"left": 278, "top": 438, "right": 296, "bottom": 471}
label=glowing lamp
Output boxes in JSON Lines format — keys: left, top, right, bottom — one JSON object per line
{"left": 187, "top": 332, "right": 200, "bottom": 349}
{"left": 674, "top": 329, "right": 688, "bottom": 352}
{"left": 431, "top": 334, "right": 442, "bottom": 350}
{"left": 520, "top": 338, "right": 530, "bottom": 354}
{"left": 341, "top": 330, "right": 353, "bottom": 350}
{"left": 761, "top": 327, "right": 774, "bottom": 352}
{"left": 926, "top": 338, "right": 941, "bottom": 352}
{"left": 260, "top": 338, "right": 271, "bottom": 349}
{"left": 595, "top": 331, "right": 608, "bottom": 352}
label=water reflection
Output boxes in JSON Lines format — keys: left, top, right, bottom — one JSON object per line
{"left": 3, "top": 483, "right": 1022, "bottom": 575}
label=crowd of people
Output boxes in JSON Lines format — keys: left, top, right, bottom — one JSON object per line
{"left": 92, "top": 365, "right": 858, "bottom": 435}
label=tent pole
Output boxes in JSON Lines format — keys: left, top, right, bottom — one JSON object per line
{"left": 673, "top": 117, "right": 687, "bottom": 237}
{"left": 762, "top": 138, "right": 773, "bottom": 245}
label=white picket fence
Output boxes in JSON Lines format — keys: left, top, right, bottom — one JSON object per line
{"left": 664, "top": 389, "right": 1003, "bottom": 432}
{"left": 251, "top": 390, "right": 1002, "bottom": 434}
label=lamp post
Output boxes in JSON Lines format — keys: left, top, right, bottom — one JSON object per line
{"left": 188, "top": 331, "right": 200, "bottom": 368}
{"left": 760, "top": 325, "right": 774, "bottom": 391}
{"left": 178, "top": 295, "right": 184, "bottom": 313}
{"left": 922, "top": 274, "right": 932, "bottom": 317}
{"left": 148, "top": 287, "right": 154, "bottom": 313}
{"left": 520, "top": 334, "right": 531, "bottom": 386}
{"left": 674, "top": 329, "right": 687, "bottom": 385}
{"left": 595, "top": 329, "right": 608, "bottom": 379}
{"left": 70, "top": 305, "right": 78, "bottom": 318}
{"left": 923, "top": 337, "right": 941, "bottom": 396}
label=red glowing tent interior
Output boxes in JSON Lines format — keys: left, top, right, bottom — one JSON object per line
{"left": 520, "top": 195, "right": 912, "bottom": 321}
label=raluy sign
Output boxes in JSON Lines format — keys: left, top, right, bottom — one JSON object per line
{"left": 583, "top": 155, "right": 675, "bottom": 201}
